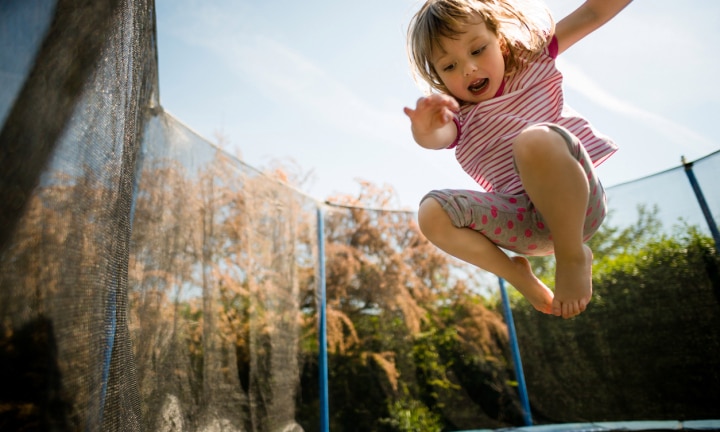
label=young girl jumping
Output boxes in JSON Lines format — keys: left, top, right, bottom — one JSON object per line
{"left": 404, "top": 0, "right": 632, "bottom": 318}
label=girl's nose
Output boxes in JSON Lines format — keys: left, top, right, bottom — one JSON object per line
{"left": 464, "top": 61, "right": 477, "bottom": 76}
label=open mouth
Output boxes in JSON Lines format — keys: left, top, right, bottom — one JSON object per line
{"left": 468, "top": 78, "right": 489, "bottom": 94}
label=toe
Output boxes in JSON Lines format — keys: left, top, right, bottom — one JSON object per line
{"left": 552, "top": 298, "right": 562, "bottom": 317}
{"left": 563, "top": 302, "right": 579, "bottom": 319}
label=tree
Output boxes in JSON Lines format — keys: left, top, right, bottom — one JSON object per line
{"left": 309, "top": 181, "right": 527, "bottom": 430}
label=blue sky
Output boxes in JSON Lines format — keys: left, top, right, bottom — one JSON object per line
{"left": 155, "top": 0, "right": 720, "bottom": 209}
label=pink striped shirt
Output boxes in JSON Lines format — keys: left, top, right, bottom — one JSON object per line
{"left": 450, "top": 35, "right": 618, "bottom": 194}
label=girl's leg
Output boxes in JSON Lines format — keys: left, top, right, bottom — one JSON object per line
{"left": 418, "top": 197, "right": 554, "bottom": 314}
{"left": 513, "top": 126, "right": 593, "bottom": 319}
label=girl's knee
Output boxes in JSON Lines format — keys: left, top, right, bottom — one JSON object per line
{"left": 418, "top": 198, "right": 448, "bottom": 239}
{"left": 513, "top": 125, "right": 567, "bottom": 162}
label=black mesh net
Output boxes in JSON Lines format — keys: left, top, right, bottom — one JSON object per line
{"left": 130, "top": 112, "right": 317, "bottom": 431}
{"left": 1, "top": 0, "right": 152, "bottom": 430}
{"left": 1, "top": 1, "right": 313, "bottom": 430}
{"left": 604, "top": 150, "right": 720, "bottom": 236}
{"left": 1, "top": 1, "right": 719, "bottom": 431}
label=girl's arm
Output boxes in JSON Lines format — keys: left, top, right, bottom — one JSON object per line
{"left": 554, "top": 0, "right": 633, "bottom": 55}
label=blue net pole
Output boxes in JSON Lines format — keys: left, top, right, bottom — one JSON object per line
{"left": 498, "top": 276, "right": 533, "bottom": 426}
{"left": 317, "top": 207, "right": 330, "bottom": 432}
{"left": 683, "top": 157, "right": 720, "bottom": 254}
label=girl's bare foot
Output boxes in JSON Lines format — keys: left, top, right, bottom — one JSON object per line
{"left": 552, "top": 245, "right": 593, "bottom": 319}
{"left": 508, "top": 256, "right": 554, "bottom": 314}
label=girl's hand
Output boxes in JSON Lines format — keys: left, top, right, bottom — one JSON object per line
{"left": 403, "top": 94, "right": 459, "bottom": 149}
{"left": 403, "top": 94, "right": 459, "bottom": 134}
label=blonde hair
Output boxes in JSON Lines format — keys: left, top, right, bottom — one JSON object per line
{"left": 407, "top": 0, "right": 554, "bottom": 95}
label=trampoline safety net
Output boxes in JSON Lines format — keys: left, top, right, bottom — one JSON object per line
{"left": 2, "top": 0, "right": 312, "bottom": 430}
{"left": 1, "top": 1, "right": 719, "bottom": 431}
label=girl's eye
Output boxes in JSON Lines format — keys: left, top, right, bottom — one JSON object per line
{"left": 472, "top": 46, "right": 486, "bottom": 56}
{"left": 442, "top": 64, "right": 455, "bottom": 72}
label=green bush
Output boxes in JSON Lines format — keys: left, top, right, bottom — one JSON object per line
{"left": 513, "top": 227, "right": 720, "bottom": 422}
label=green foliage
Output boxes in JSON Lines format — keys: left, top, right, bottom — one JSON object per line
{"left": 512, "top": 225, "right": 720, "bottom": 421}
{"left": 381, "top": 391, "right": 443, "bottom": 432}
{"left": 412, "top": 326, "right": 462, "bottom": 405}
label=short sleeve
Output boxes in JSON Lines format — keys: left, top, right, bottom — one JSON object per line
{"left": 547, "top": 34, "right": 559, "bottom": 59}
{"left": 448, "top": 116, "right": 461, "bottom": 149}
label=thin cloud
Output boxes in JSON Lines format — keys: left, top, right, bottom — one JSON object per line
{"left": 174, "top": 5, "right": 404, "bottom": 147}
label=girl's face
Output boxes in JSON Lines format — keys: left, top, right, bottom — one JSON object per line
{"left": 431, "top": 17, "right": 506, "bottom": 104}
